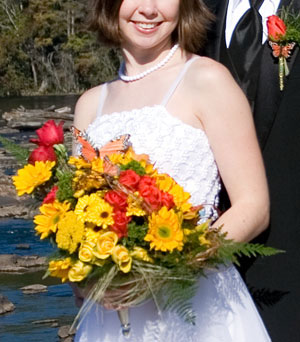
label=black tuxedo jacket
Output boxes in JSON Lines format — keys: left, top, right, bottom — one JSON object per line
{"left": 203, "top": 1, "right": 300, "bottom": 341}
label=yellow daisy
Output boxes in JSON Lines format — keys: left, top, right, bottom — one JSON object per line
{"left": 156, "top": 174, "right": 191, "bottom": 209}
{"left": 75, "top": 193, "right": 114, "bottom": 228}
{"left": 34, "top": 200, "right": 71, "bottom": 239}
{"left": 56, "top": 211, "right": 85, "bottom": 254}
{"left": 145, "top": 206, "right": 184, "bottom": 252}
{"left": 48, "top": 257, "right": 73, "bottom": 283}
{"left": 13, "top": 161, "right": 55, "bottom": 196}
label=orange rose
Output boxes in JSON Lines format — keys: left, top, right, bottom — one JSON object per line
{"left": 267, "top": 15, "right": 286, "bottom": 42}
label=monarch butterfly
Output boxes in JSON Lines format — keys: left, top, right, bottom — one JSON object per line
{"left": 71, "top": 126, "right": 131, "bottom": 162}
{"left": 269, "top": 41, "right": 295, "bottom": 59}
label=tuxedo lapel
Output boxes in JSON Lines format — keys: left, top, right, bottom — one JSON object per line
{"left": 204, "top": 0, "right": 229, "bottom": 60}
{"left": 254, "top": 0, "right": 300, "bottom": 149}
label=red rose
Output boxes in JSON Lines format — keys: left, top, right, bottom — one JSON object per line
{"left": 30, "top": 120, "right": 64, "bottom": 146}
{"left": 139, "top": 185, "right": 162, "bottom": 211}
{"left": 119, "top": 170, "right": 141, "bottom": 191}
{"left": 28, "top": 145, "right": 57, "bottom": 164}
{"left": 42, "top": 186, "right": 58, "bottom": 204}
{"left": 111, "top": 210, "right": 131, "bottom": 238}
{"left": 104, "top": 190, "right": 128, "bottom": 210}
{"left": 138, "top": 176, "right": 156, "bottom": 192}
{"left": 161, "top": 191, "right": 175, "bottom": 209}
{"left": 267, "top": 15, "right": 286, "bottom": 42}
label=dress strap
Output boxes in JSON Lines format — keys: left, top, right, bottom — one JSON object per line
{"left": 96, "top": 83, "right": 108, "bottom": 116}
{"left": 161, "top": 56, "right": 199, "bottom": 106}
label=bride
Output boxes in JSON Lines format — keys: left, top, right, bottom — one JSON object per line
{"left": 72, "top": 0, "right": 271, "bottom": 341}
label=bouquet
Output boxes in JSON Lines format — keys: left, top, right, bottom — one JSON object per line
{"left": 0, "top": 120, "right": 280, "bottom": 336}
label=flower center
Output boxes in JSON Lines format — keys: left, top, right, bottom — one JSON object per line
{"left": 101, "top": 212, "right": 109, "bottom": 219}
{"left": 158, "top": 226, "right": 171, "bottom": 239}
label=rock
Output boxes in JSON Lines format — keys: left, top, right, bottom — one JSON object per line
{"left": 62, "top": 337, "right": 73, "bottom": 342}
{"left": 32, "top": 318, "right": 58, "bottom": 325}
{"left": 16, "top": 244, "right": 31, "bottom": 250}
{"left": 21, "top": 284, "right": 48, "bottom": 294}
{"left": 55, "top": 106, "right": 72, "bottom": 114}
{"left": 58, "top": 325, "right": 75, "bottom": 340}
{"left": 0, "top": 254, "right": 47, "bottom": 273}
{"left": 3, "top": 108, "right": 74, "bottom": 130}
{"left": 0, "top": 294, "right": 15, "bottom": 315}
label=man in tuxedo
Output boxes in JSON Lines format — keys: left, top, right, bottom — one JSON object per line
{"left": 203, "top": 0, "right": 300, "bottom": 341}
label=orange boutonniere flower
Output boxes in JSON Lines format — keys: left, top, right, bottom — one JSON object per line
{"left": 267, "top": 8, "right": 300, "bottom": 90}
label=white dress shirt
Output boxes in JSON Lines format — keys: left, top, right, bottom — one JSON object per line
{"left": 225, "top": 0, "right": 281, "bottom": 47}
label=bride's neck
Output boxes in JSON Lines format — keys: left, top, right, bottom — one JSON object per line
{"left": 121, "top": 42, "right": 183, "bottom": 76}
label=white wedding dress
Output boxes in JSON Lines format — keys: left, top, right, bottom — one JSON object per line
{"left": 74, "top": 58, "right": 271, "bottom": 342}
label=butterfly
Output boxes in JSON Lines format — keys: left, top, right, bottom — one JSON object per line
{"left": 71, "top": 126, "right": 131, "bottom": 162}
{"left": 269, "top": 42, "right": 295, "bottom": 59}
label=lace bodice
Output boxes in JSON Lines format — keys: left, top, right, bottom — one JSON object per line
{"left": 85, "top": 104, "right": 221, "bottom": 219}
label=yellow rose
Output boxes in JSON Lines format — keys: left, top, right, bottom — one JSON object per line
{"left": 68, "top": 260, "right": 92, "bottom": 282}
{"left": 93, "top": 231, "right": 118, "bottom": 259}
{"left": 130, "top": 247, "right": 154, "bottom": 263}
{"left": 79, "top": 242, "right": 95, "bottom": 263}
{"left": 112, "top": 245, "right": 132, "bottom": 273}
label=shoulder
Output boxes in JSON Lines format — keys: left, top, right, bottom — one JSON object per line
{"left": 185, "top": 56, "right": 247, "bottom": 109}
{"left": 186, "top": 56, "right": 236, "bottom": 92}
{"left": 73, "top": 84, "right": 104, "bottom": 131}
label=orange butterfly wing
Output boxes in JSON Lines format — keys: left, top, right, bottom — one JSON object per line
{"left": 71, "top": 126, "right": 99, "bottom": 162}
{"left": 99, "top": 134, "right": 131, "bottom": 158}
{"left": 269, "top": 41, "right": 296, "bottom": 59}
{"left": 103, "top": 156, "right": 120, "bottom": 177}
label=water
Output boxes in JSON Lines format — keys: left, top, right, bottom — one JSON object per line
{"left": 0, "top": 95, "right": 80, "bottom": 341}
{"left": 0, "top": 219, "right": 78, "bottom": 342}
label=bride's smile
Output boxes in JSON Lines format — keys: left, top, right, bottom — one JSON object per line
{"left": 119, "top": 0, "right": 180, "bottom": 52}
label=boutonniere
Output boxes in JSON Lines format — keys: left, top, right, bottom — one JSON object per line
{"left": 267, "top": 7, "right": 300, "bottom": 91}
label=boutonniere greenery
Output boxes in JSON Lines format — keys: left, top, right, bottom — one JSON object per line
{"left": 267, "top": 6, "right": 300, "bottom": 90}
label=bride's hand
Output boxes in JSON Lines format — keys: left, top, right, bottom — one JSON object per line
{"left": 101, "top": 285, "right": 131, "bottom": 310}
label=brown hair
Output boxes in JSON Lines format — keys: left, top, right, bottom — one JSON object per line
{"left": 88, "top": 0, "right": 214, "bottom": 53}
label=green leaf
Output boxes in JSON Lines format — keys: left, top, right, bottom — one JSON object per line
{"left": 120, "top": 160, "right": 146, "bottom": 176}
{"left": 0, "top": 135, "right": 30, "bottom": 165}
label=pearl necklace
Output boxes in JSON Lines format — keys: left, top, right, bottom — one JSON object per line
{"left": 118, "top": 44, "right": 179, "bottom": 82}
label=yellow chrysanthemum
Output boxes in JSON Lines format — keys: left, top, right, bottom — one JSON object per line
{"left": 13, "top": 161, "right": 55, "bottom": 196}
{"left": 34, "top": 200, "right": 71, "bottom": 239}
{"left": 68, "top": 156, "right": 91, "bottom": 169}
{"left": 73, "top": 170, "right": 105, "bottom": 195}
{"left": 145, "top": 206, "right": 184, "bottom": 252}
{"left": 68, "top": 260, "right": 92, "bottom": 282}
{"left": 75, "top": 193, "right": 113, "bottom": 228}
{"left": 130, "top": 247, "right": 154, "bottom": 263}
{"left": 108, "top": 152, "right": 132, "bottom": 165}
{"left": 112, "top": 245, "right": 132, "bottom": 273}
{"left": 91, "top": 158, "right": 104, "bottom": 172}
{"left": 56, "top": 211, "right": 85, "bottom": 254}
{"left": 126, "top": 194, "right": 146, "bottom": 217}
{"left": 48, "top": 257, "right": 73, "bottom": 283}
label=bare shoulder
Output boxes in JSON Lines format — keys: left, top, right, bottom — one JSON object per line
{"left": 186, "top": 56, "right": 238, "bottom": 92}
{"left": 73, "top": 84, "right": 104, "bottom": 131}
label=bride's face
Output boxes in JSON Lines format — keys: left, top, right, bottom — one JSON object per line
{"left": 118, "top": 0, "right": 180, "bottom": 51}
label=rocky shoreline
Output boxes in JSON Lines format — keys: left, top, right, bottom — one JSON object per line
{"left": 0, "top": 105, "right": 75, "bottom": 341}
{"left": 0, "top": 105, "right": 73, "bottom": 219}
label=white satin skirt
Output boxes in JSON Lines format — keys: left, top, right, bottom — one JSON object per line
{"left": 74, "top": 265, "right": 270, "bottom": 342}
